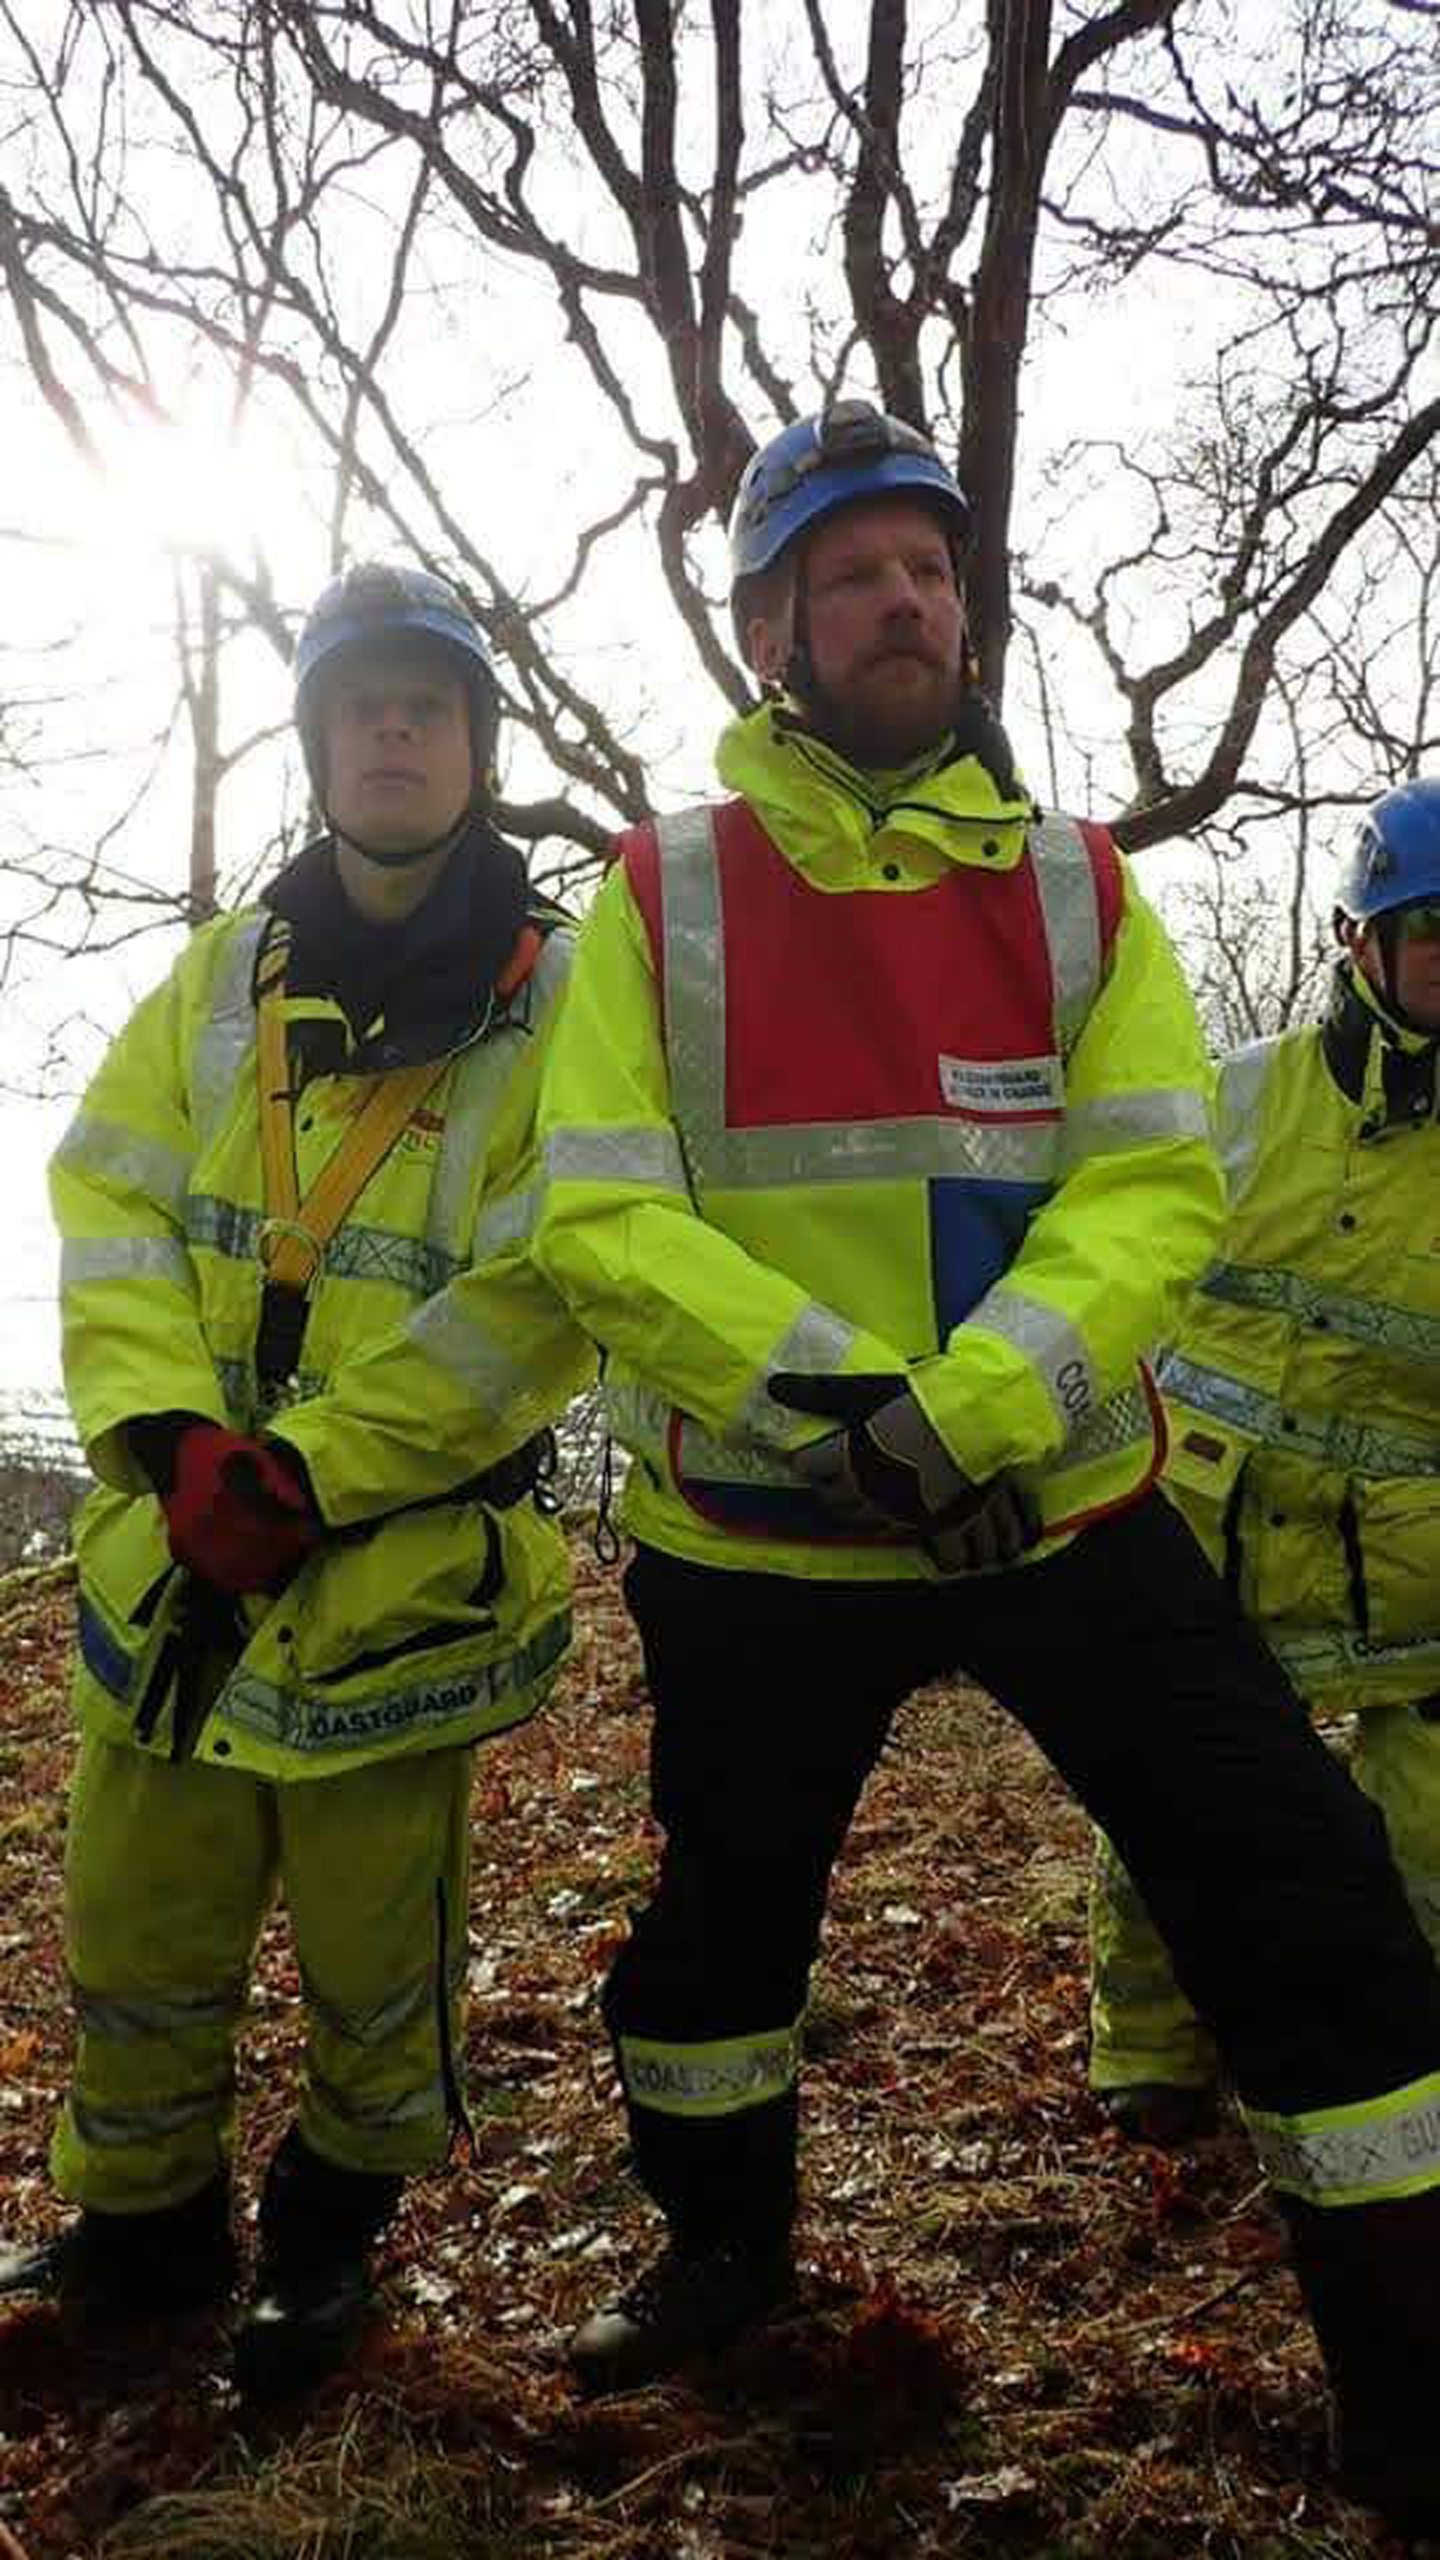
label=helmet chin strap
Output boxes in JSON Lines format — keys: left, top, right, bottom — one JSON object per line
{"left": 329, "top": 810, "right": 472, "bottom": 873}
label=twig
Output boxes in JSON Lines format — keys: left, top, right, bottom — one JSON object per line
{"left": 592, "top": 2432, "right": 753, "bottom": 2510}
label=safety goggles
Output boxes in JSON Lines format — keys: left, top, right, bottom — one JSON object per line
{"left": 1396, "top": 902, "right": 1440, "bottom": 944}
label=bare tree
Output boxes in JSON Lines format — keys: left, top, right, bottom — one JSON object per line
{"left": 0, "top": 0, "right": 1435, "bottom": 986}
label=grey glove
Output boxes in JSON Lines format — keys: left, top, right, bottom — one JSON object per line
{"left": 772, "top": 1371, "right": 1042, "bottom": 1573}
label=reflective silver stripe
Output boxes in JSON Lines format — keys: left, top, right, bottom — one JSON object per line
{"left": 61, "top": 1234, "right": 192, "bottom": 1290}
{"left": 657, "top": 805, "right": 728, "bottom": 1137}
{"left": 1215, "top": 1039, "right": 1277, "bottom": 1200}
{"left": 422, "top": 945, "right": 572, "bottom": 1258}
{"left": 690, "top": 1114, "right": 1059, "bottom": 1193}
{"left": 218, "top": 1607, "right": 571, "bottom": 1754}
{"left": 1060, "top": 1089, "right": 1210, "bottom": 1169}
{"left": 619, "top": 2017, "right": 804, "bottom": 2118}
{"left": 967, "top": 1282, "right": 1099, "bottom": 1440}
{"left": 214, "top": 1355, "right": 325, "bottom": 1426}
{"left": 472, "top": 1182, "right": 540, "bottom": 1263}
{"left": 1246, "top": 2073, "right": 1440, "bottom": 2204}
{"left": 1162, "top": 1353, "right": 1440, "bottom": 1477}
{"left": 544, "top": 1124, "right": 692, "bottom": 1193}
{"left": 1201, "top": 1259, "right": 1440, "bottom": 1365}
{"left": 185, "top": 1196, "right": 458, "bottom": 1297}
{"left": 54, "top": 1115, "right": 192, "bottom": 1215}
{"left": 71, "top": 1983, "right": 242, "bottom": 2043}
{"left": 404, "top": 1291, "right": 541, "bottom": 1404}
{"left": 1274, "top": 1625, "right": 1440, "bottom": 1687}
{"left": 302, "top": 1955, "right": 463, "bottom": 2052}
{"left": 743, "top": 1300, "right": 863, "bottom": 1439}
{"left": 70, "top": 2082, "right": 232, "bottom": 2147}
{"left": 1029, "top": 811, "right": 1102, "bottom": 1057}
{"left": 1048, "top": 1381, "right": 1154, "bottom": 1473}
{"left": 191, "top": 915, "right": 266, "bottom": 1144}
{"left": 307, "top": 2067, "right": 448, "bottom": 2131}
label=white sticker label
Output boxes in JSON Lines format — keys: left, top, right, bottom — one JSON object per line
{"left": 938, "top": 1053, "right": 1064, "bottom": 1116}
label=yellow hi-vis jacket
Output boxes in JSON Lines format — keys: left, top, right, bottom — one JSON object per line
{"left": 52, "top": 901, "right": 594, "bottom": 1780}
{"left": 534, "top": 707, "right": 1223, "bottom": 1578}
{"left": 1161, "top": 971, "right": 1440, "bottom": 1713}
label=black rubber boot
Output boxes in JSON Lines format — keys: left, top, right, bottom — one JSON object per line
{"left": 0, "top": 2177, "right": 235, "bottom": 2323}
{"left": 1281, "top": 2188, "right": 1440, "bottom": 2538}
{"left": 232, "top": 2130, "right": 402, "bottom": 2401}
{"left": 569, "top": 2230, "right": 796, "bottom": 2394}
{"left": 1096, "top": 2082, "right": 1220, "bottom": 2147}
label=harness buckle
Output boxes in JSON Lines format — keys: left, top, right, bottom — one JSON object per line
{"left": 257, "top": 1216, "right": 326, "bottom": 1295}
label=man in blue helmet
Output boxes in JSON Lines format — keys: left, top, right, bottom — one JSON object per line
{"left": 0, "top": 562, "right": 592, "bottom": 2397}
{"left": 1091, "top": 778, "right": 1440, "bottom": 2138}
{"left": 536, "top": 413, "right": 1440, "bottom": 2534}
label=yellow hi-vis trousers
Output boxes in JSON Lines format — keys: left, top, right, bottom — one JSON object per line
{"left": 52, "top": 1735, "right": 472, "bottom": 2211}
{"left": 1090, "top": 1702, "right": 1440, "bottom": 2090}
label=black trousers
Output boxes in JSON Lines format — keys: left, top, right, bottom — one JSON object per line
{"left": 607, "top": 1494, "right": 1440, "bottom": 2241}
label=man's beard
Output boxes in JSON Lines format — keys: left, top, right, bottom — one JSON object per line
{"left": 796, "top": 653, "right": 957, "bottom": 770}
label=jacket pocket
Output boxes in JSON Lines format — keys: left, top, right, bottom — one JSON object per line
{"left": 71, "top": 1483, "right": 186, "bottom": 1718}
{"left": 1352, "top": 1478, "right": 1440, "bottom": 1645}
{"left": 288, "top": 1498, "right": 507, "bottom": 1689}
{"left": 1160, "top": 1409, "right": 1251, "bottom": 1578}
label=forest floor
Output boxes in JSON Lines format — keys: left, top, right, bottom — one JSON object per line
{"left": 0, "top": 1542, "right": 1408, "bottom": 2559}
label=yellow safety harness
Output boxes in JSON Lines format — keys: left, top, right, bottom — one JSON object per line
{"left": 253, "top": 913, "right": 544, "bottom": 1301}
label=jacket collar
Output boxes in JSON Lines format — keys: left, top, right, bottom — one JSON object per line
{"left": 1322, "top": 961, "right": 1440, "bottom": 1133}
{"left": 714, "top": 703, "right": 1034, "bottom": 889}
{"left": 260, "top": 817, "right": 531, "bottom": 1072}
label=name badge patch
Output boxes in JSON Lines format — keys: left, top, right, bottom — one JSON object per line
{"left": 938, "top": 1053, "right": 1064, "bottom": 1117}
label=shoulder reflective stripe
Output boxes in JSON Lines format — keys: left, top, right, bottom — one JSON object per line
{"left": 1245, "top": 2069, "right": 1440, "bottom": 2205}
{"left": 1028, "top": 812, "right": 1101, "bottom": 1058}
{"left": 404, "top": 1293, "right": 541, "bottom": 1404}
{"left": 191, "top": 916, "right": 266, "bottom": 1145}
{"left": 301, "top": 1960, "right": 440, "bottom": 2051}
{"left": 544, "top": 1125, "right": 692, "bottom": 1193}
{"left": 185, "top": 1196, "right": 458, "bottom": 1297}
{"left": 966, "top": 1282, "right": 1098, "bottom": 1438}
{"left": 1215, "top": 1039, "right": 1277, "bottom": 1198}
{"left": 62, "top": 1235, "right": 192, "bottom": 1290}
{"left": 472, "top": 1182, "right": 541, "bottom": 1263}
{"left": 218, "top": 1608, "right": 571, "bottom": 1754}
{"left": 70, "top": 2082, "right": 232, "bottom": 2147}
{"left": 71, "top": 1982, "right": 243, "bottom": 2042}
{"left": 1060, "top": 1089, "right": 1210, "bottom": 1169}
{"left": 656, "top": 806, "right": 727, "bottom": 1131}
{"left": 1162, "top": 1353, "right": 1440, "bottom": 1477}
{"left": 690, "top": 1114, "right": 1059, "bottom": 1192}
{"left": 54, "top": 1115, "right": 192, "bottom": 1215}
{"left": 425, "top": 956, "right": 570, "bottom": 1257}
{"left": 1200, "top": 1260, "right": 1440, "bottom": 1365}
{"left": 743, "top": 1301, "right": 863, "bottom": 1438}
{"left": 618, "top": 2016, "right": 805, "bottom": 2118}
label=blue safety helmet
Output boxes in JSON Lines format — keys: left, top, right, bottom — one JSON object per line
{"left": 294, "top": 561, "right": 501, "bottom": 802}
{"left": 729, "top": 400, "right": 971, "bottom": 638}
{"left": 1336, "top": 777, "right": 1440, "bottom": 925}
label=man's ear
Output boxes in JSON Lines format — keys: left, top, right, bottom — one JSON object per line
{"left": 747, "top": 613, "right": 791, "bottom": 687}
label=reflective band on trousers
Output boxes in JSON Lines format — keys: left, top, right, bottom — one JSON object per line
{"left": 71, "top": 2081, "right": 233, "bottom": 2148}
{"left": 307, "top": 2065, "right": 449, "bottom": 2132}
{"left": 301, "top": 1953, "right": 465, "bottom": 2052}
{"left": 1162, "top": 1354, "right": 1440, "bottom": 1478}
{"left": 71, "top": 1981, "right": 243, "bottom": 2042}
{"left": 619, "top": 2018, "right": 805, "bottom": 2118}
{"left": 1245, "top": 2068, "right": 1440, "bottom": 2205}
{"left": 1201, "top": 1258, "right": 1440, "bottom": 1366}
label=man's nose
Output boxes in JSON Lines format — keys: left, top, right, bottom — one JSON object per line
{"left": 877, "top": 565, "right": 924, "bottom": 617}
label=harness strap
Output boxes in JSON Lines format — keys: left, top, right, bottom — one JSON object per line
{"left": 253, "top": 913, "right": 544, "bottom": 1302}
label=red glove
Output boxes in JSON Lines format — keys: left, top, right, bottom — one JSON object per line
{"left": 162, "top": 1425, "right": 320, "bottom": 1594}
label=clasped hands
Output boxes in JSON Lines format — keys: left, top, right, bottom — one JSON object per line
{"left": 138, "top": 1420, "right": 321, "bottom": 1595}
{"left": 770, "top": 1373, "right": 1041, "bottom": 1575}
